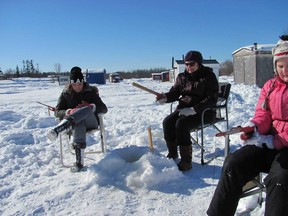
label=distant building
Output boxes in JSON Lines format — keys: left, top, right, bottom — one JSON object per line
{"left": 58, "top": 76, "right": 70, "bottom": 85}
{"left": 151, "top": 71, "right": 170, "bottom": 82}
{"left": 109, "top": 73, "right": 121, "bottom": 83}
{"left": 151, "top": 73, "right": 162, "bottom": 81}
{"left": 84, "top": 68, "right": 106, "bottom": 84}
{"left": 171, "top": 59, "right": 220, "bottom": 82}
{"left": 233, "top": 43, "right": 275, "bottom": 88}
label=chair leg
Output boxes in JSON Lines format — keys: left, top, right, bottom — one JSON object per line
{"left": 59, "top": 133, "right": 74, "bottom": 168}
{"left": 58, "top": 114, "right": 107, "bottom": 167}
{"left": 98, "top": 113, "right": 106, "bottom": 153}
{"left": 241, "top": 173, "right": 266, "bottom": 205}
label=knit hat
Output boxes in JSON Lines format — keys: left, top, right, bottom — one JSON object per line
{"left": 184, "top": 50, "right": 203, "bottom": 64}
{"left": 272, "top": 35, "right": 288, "bottom": 67}
{"left": 70, "top": 66, "right": 84, "bottom": 83}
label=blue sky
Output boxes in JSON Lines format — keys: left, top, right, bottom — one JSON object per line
{"left": 0, "top": 0, "right": 287, "bottom": 73}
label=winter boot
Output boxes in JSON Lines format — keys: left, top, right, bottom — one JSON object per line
{"left": 47, "top": 116, "right": 74, "bottom": 141}
{"left": 177, "top": 145, "right": 192, "bottom": 171}
{"left": 72, "top": 142, "right": 86, "bottom": 149}
{"left": 70, "top": 145, "right": 84, "bottom": 173}
{"left": 166, "top": 141, "right": 178, "bottom": 159}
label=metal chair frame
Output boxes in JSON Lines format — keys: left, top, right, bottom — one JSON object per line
{"left": 241, "top": 173, "right": 266, "bottom": 205}
{"left": 170, "top": 82, "right": 231, "bottom": 165}
{"left": 59, "top": 113, "right": 107, "bottom": 168}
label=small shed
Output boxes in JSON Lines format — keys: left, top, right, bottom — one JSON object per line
{"left": 161, "top": 71, "right": 170, "bottom": 82}
{"left": 151, "top": 71, "right": 170, "bottom": 82}
{"left": 233, "top": 43, "right": 275, "bottom": 88}
{"left": 84, "top": 68, "right": 106, "bottom": 84}
{"left": 58, "top": 76, "right": 70, "bottom": 85}
{"left": 151, "top": 73, "right": 162, "bottom": 81}
{"left": 172, "top": 59, "right": 220, "bottom": 81}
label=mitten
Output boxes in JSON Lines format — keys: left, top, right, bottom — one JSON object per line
{"left": 76, "top": 101, "right": 96, "bottom": 112}
{"left": 242, "top": 121, "right": 255, "bottom": 128}
{"left": 240, "top": 121, "right": 256, "bottom": 140}
{"left": 255, "top": 135, "right": 274, "bottom": 149}
{"left": 66, "top": 108, "right": 78, "bottom": 115}
{"left": 178, "top": 107, "right": 196, "bottom": 116}
{"left": 156, "top": 93, "right": 167, "bottom": 105}
{"left": 244, "top": 132, "right": 274, "bottom": 149}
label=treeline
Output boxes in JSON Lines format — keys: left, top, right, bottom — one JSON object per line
{"left": 112, "top": 68, "right": 168, "bottom": 79}
{"left": 1, "top": 60, "right": 233, "bottom": 80}
{"left": 4, "top": 60, "right": 42, "bottom": 79}
{"left": 2, "top": 65, "right": 170, "bottom": 79}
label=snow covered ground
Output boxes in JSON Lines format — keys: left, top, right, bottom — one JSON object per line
{"left": 0, "top": 76, "right": 265, "bottom": 216}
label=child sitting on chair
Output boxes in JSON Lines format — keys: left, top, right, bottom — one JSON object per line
{"left": 47, "top": 66, "right": 108, "bottom": 172}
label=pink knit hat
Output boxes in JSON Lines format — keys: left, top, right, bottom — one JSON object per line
{"left": 272, "top": 35, "right": 288, "bottom": 67}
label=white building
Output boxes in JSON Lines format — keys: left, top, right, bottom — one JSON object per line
{"left": 171, "top": 59, "right": 220, "bottom": 82}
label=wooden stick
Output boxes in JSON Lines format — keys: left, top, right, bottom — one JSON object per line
{"left": 37, "top": 101, "right": 56, "bottom": 112}
{"left": 132, "top": 82, "right": 161, "bottom": 96}
{"left": 147, "top": 126, "right": 154, "bottom": 152}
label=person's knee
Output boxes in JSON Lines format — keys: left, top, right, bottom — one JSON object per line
{"left": 266, "top": 169, "right": 288, "bottom": 189}
{"left": 222, "top": 154, "right": 240, "bottom": 173}
{"left": 163, "top": 115, "right": 171, "bottom": 127}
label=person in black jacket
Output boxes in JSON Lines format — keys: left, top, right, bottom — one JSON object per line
{"left": 156, "top": 51, "right": 219, "bottom": 171}
{"left": 47, "top": 66, "right": 108, "bottom": 172}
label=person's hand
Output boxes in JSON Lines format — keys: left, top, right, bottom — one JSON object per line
{"left": 242, "top": 121, "right": 255, "bottom": 128}
{"left": 178, "top": 107, "right": 196, "bottom": 116}
{"left": 76, "top": 101, "right": 89, "bottom": 108}
{"left": 240, "top": 121, "right": 256, "bottom": 141}
{"left": 244, "top": 131, "right": 274, "bottom": 149}
{"left": 76, "top": 101, "right": 96, "bottom": 112}
{"left": 66, "top": 108, "right": 78, "bottom": 115}
{"left": 156, "top": 93, "right": 167, "bottom": 105}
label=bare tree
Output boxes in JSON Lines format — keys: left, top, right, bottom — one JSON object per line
{"left": 220, "top": 60, "right": 233, "bottom": 76}
{"left": 54, "top": 63, "right": 61, "bottom": 75}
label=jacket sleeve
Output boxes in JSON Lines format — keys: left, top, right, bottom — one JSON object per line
{"left": 164, "top": 74, "right": 182, "bottom": 103}
{"left": 95, "top": 95, "right": 108, "bottom": 114}
{"left": 251, "top": 81, "right": 272, "bottom": 134}
{"left": 54, "top": 93, "right": 69, "bottom": 120}
{"left": 193, "top": 71, "right": 219, "bottom": 113}
{"left": 91, "top": 86, "right": 108, "bottom": 114}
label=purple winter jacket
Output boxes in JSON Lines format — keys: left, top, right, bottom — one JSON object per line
{"left": 252, "top": 76, "right": 288, "bottom": 150}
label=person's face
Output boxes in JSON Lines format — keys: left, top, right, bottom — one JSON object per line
{"left": 185, "top": 61, "right": 199, "bottom": 73}
{"left": 71, "top": 82, "right": 84, "bottom": 93}
{"left": 276, "top": 57, "right": 288, "bottom": 82}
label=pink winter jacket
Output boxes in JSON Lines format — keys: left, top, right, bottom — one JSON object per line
{"left": 252, "top": 76, "right": 288, "bottom": 150}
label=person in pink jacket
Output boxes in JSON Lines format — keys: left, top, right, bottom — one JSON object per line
{"left": 207, "top": 35, "right": 288, "bottom": 216}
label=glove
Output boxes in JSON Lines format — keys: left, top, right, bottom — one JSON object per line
{"left": 156, "top": 93, "right": 167, "bottom": 105}
{"left": 242, "top": 121, "right": 255, "bottom": 128}
{"left": 178, "top": 107, "right": 196, "bottom": 116}
{"left": 244, "top": 131, "right": 274, "bottom": 149}
{"left": 240, "top": 121, "right": 256, "bottom": 141}
{"left": 66, "top": 108, "right": 78, "bottom": 115}
{"left": 76, "top": 101, "right": 96, "bottom": 112}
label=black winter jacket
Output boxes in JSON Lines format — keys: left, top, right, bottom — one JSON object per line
{"left": 165, "top": 65, "right": 219, "bottom": 114}
{"left": 54, "top": 82, "right": 108, "bottom": 120}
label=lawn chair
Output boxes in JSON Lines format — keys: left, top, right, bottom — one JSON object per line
{"left": 241, "top": 173, "right": 266, "bottom": 205}
{"left": 170, "top": 82, "right": 231, "bottom": 165}
{"left": 59, "top": 113, "right": 107, "bottom": 168}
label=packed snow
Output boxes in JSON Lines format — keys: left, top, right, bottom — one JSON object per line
{"left": 0, "top": 76, "right": 265, "bottom": 216}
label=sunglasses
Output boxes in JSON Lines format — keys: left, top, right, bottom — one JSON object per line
{"left": 185, "top": 62, "right": 197, "bottom": 67}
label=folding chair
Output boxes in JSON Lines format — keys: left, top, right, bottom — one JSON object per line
{"left": 241, "top": 173, "right": 266, "bottom": 205}
{"left": 170, "top": 82, "right": 231, "bottom": 165}
{"left": 59, "top": 113, "right": 107, "bottom": 168}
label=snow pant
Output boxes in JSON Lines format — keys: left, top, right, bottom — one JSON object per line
{"left": 207, "top": 145, "right": 288, "bottom": 216}
{"left": 69, "top": 106, "right": 98, "bottom": 148}
{"left": 163, "top": 110, "right": 215, "bottom": 147}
